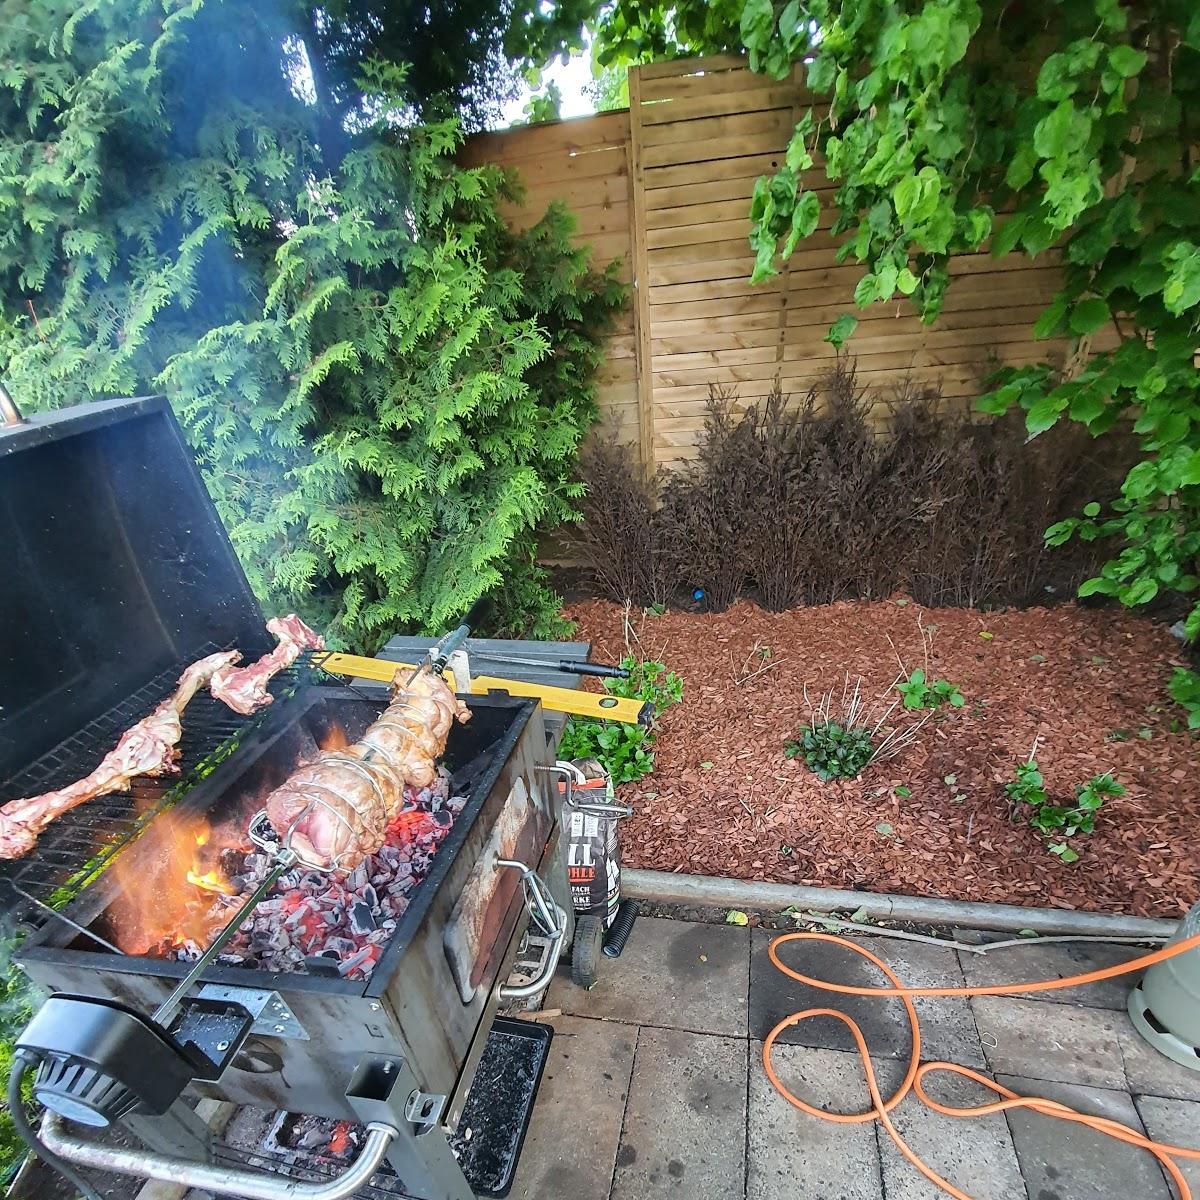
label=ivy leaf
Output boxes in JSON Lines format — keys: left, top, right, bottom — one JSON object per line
{"left": 738, "top": 0, "right": 774, "bottom": 50}
{"left": 1025, "top": 393, "right": 1068, "bottom": 436}
{"left": 1033, "top": 101, "right": 1091, "bottom": 158}
{"left": 1069, "top": 298, "right": 1110, "bottom": 334}
{"left": 1032, "top": 297, "right": 1067, "bottom": 339}
{"left": 896, "top": 267, "right": 918, "bottom": 295}
{"left": 1107, "top": 44, "right": 1147, "bottom": 78}
{"left": 853, "top": 274, "right": 878, "bottom": 306}
{"left": 1162, "top": 243, "right": 1200, "bottom": 315}
{"left": 1036, "top": 52, "right": 1076, "bottom": 101}
{"left": 825, "top": 313, "right": 858, "bottom": 348}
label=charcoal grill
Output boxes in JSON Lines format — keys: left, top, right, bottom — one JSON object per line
{"left": 1, "top": 397, "right": 574, "bottom": 1200}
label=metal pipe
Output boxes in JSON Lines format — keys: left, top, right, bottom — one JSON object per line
{"left": 153, "top": 849, "right": 297, "bottom": 1025}
{"left": 41, "top": 1113, "right": 396, "bottom": 1200}
{"left": 0, "top": 382, "right": 23, "bottom": 427}
{"left": 622, "top": 867, "right": 1179, "bottom": 939}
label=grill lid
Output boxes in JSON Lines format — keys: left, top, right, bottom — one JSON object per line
{"left": 0, "top": 395, "right": 265, "bottom": 783}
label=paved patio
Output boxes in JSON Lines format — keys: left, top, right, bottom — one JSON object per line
{"left": 509, "top": 915, "right": 1200, "bottom": 1200}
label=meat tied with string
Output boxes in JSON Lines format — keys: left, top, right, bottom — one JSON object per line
{"left": 264, "top": 668, "right": 470, "bottom": 871}
{"left": 0, "top": 651, "right": 240, "bottom": 860}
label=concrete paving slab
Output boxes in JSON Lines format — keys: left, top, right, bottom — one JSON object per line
{"left": 748, "top": 1044, "right": 884, "bottom": 1200}
{"left": 1119, "top": 1018, "right": 1200, "bottom": 1101}
{"left": 998, "top": 1074, "right": 1170, "bottom": 1200}
{"left": 1135, "top": 1095, "right": 1200, "bottom": 1199}
{"left": 971, "top": 997, "right": 1127, "bottom": 1088}
{"left": 611, "top": 1026, "right": 747, "bottom": 1200}
{"left": 508, "top": 1015, "right": 637, "bottom": 1200}
{"left": 873, "top": 1059, "right": 1025, "bottom": 1200}
{"left": 955, "top": 936, "right": 1138, "bottom": 1010}
{"left": 547, "top": 916, "right": 750, "bottom": 1037}
{"left": 749, "top": 930, "right": 918, "bottom": 1058}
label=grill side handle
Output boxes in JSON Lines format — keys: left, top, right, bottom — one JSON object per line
{"left": 40, "top": 1113, "right": 396, "bottom": 1200}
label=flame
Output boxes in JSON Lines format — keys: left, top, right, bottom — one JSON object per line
{"left": 319, "top": 722, "right": 350, "bottom": 752}
{"left": 108, "top": 812, "right": 240, "bottom": 954}
{"left": 187, "top": 868, "right": 236, "bottom": 896}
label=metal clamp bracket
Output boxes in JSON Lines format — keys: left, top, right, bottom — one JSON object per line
{"left": 196, "top": 984, "right": 310, "bottom": 1041}
{"left": 405, "top": 1088, "right": 448, "bottom": 1135}
{"left": 495, "top": 856, "right": 566, "bottom": 1000}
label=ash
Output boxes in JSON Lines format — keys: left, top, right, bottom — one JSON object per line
{"left": 163, "top": 767, "right": 466, "bottom": 980}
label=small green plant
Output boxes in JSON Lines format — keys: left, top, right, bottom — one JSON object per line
{"left": 1168, "top": 668, "right": 1200, "bottom": 731}
{"left": 785, "top": 721, "right": 876, "bottom": 781}
{"left": 896, "top": 669, "right": 965, "bottom": 711}
{"left": 1005, "top": 760, "right": 1124, "bottom": 862}
{"left": 557, "top": 658, "right": 682, "bottom": 785}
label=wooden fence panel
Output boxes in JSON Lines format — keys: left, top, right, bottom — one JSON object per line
{"left": 461, "top": 56, "right": 1097, "bottom": 472}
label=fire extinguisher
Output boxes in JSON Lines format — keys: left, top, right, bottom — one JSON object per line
{"left": 557, "top": 760, "right": 638, "bottom": 988}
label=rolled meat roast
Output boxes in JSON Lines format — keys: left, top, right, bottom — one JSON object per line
{"left": 265, "top": 667, "right": 470, "bottom": 871}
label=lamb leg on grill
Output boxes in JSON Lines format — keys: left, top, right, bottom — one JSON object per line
{"left": 0, "top": 651, "right": 241, "bottom": 860}
{"left": 211, "top": 614, "right": 325, "bottom": 715}
{"left": 265, "top": 667, "right": 470, "bottom": 871}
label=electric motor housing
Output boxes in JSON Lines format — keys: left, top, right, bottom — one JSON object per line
{"left": 15, "top": 994, "right": 195, "bottom": 1126}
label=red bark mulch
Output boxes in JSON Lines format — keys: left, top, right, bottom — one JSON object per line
{"left": 562, "top": 597, "right": 1198, "bottom": 919}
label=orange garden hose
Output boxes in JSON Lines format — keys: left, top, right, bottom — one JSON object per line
{"left": 763, "top": 929, "right": 1200, "bottom": 1200}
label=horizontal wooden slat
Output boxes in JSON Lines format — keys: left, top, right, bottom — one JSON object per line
{"left": 637, "top": 54, "right": 750, "bottom": 81}
{"left": 643, "top": 130, "right": 790, "bottom": 169}
{"left": 639, "top": 85, "right": 800, "bottom": 126}
{"left": 639, "top": 109, "right": 793, "bottom": 149}
{"left": 644, "top": 152, "right": 788, "bottom": 191}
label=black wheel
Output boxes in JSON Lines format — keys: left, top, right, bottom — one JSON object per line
{"left": 572, "top": 914, "right": 604, "bottom": 989}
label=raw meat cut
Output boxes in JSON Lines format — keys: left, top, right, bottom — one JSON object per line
{"left": 211, "top": 615, "right": 325, "bottom": 715}
{"left": 265, "top": 667, "right": 470, "bottom": 871}
{"left": 0, "top": 651, "right": 240, "bottom": 860}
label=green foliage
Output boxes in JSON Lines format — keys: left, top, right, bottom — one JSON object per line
{"left": 521, "top": 80, "right": 564, "bottom": 123}
{"left": 0, "top": 952, "right": 40, "bottom": 1180}
{"left": 586, "top": 65, "right": 630, "bottom": 112}
{"left": 1168, "top": 667, "right": 1200, "bottom": 729}
{"left": 0, "top": 4, "right": 625, "bottom": 653}
{"left": 896, "top": 669, "right": 965, "bottom": 711}
{"left": 1005, "top": 760, "right": 1125, "bottom": 860}
{"left": 557, "top": 657, "right": 683, "bottom": 784}
{"left": 575, "top": 0, "right": 1200, "bottom": 683}
{"left": 785, "top": 720, "right": 875, "bottom": 780}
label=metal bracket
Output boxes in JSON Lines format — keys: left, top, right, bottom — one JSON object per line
{"left": 405, "top": 1088, "right": 448, "bottom": 1135}
{"left": 196, "top": 985, "right": 310, "bottom": 1041}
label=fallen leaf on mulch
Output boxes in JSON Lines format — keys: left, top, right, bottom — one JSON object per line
{"left": 566, "top": 597, "right": 1198, "bottom": 919}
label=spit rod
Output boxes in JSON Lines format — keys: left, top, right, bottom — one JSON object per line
{"left": 153, "top": 847, "right": 298, "bottom": 1026}
{"left": 0, "top": 382, "right": 23, "bottom": 427}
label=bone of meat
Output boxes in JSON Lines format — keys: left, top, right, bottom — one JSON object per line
{"left": 211, "top": 614, "right": 325, "bottom": 715}
{"left": 265, "top": 668, "right": 470, "bottom": 871}
{"left": 0, "top": 651, "right": 241, "bottom": 860}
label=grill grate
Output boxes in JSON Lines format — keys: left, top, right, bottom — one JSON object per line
{"left": 0, "top": 647, "right": 316, "bottom": 928}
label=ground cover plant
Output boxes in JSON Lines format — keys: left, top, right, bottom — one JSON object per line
{"left": 1005, "top": 759, "right": 1126, "bottom": 862}
{"left": 896, "top": 670, "right": 965, "bottom": 711}
{"left": 557, "top": 657, "right": 683, "bottom": 783}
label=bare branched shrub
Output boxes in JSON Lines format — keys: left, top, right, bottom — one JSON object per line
{"left": 571, "top": 433, "right": 674, "bottom": 607}
{"left": 570, "top": 358, "right": 1126, "bottom": 614}
{"left": 659, "top": 386, "right": 756, "bottom": 611}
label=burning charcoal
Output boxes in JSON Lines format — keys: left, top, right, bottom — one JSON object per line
{"left": 284, "top": 898, "right": 313, "bottom": 928}
{"left": 393, "top": 860, "right": 413, "bottom": 880}
{"left": 347, "top": 862, "right": 369, "bottom": 892}
{"left": 361, "top": 884, "right": 378, "bottom": 911}
{"left": 433, "top": 809, "right": 452, "bottom": 827}
{"left": 348, "top": 900, "right": 376, "bottom": 935}
{"left": 338, "top": 946, "right": 374, "bottom": 977}
{"left": 322, "top": 936, "right": 356, "bottom": 957}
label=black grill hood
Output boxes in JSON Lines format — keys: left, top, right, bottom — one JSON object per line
{"left": 0, "top": 396, "right": 265, "bottom": 783}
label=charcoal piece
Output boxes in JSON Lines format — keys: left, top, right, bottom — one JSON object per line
{"left": 322, "top": 936, "right": 356, "bottom": 956}
{"left": 348, "top": 900, "right": 376, "bottom": 935}
{"left": 338, "top": 946, "right": 373, "bottom": 976}
{"left": 361, "top": 884, "right": 378, "bottom": 911}
{"left": 433, "top": 809, "right": 452, "bottom": 827}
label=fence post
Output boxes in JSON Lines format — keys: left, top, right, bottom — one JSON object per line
{"left": 627, "top": 66, "right": 656, "bottom": 478}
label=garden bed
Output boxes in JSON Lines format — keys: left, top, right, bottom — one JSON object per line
{"left": 563, "top": 598, "right": 1197, "bottom": 919}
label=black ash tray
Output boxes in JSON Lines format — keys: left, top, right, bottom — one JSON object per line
{"left": 450, "top": 1017, "right": 553, "bottom": 1198}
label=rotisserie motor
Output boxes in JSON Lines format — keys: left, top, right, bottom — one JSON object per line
{"left": 265, "top": 668, "right": 470, "bottom": 871}
{"left": 0, "top": 650, "right": 240, "bottom": 860}
{"left": 211, "top": 614, "right": 325, "bottom": 715}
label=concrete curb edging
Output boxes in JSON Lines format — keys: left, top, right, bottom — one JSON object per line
{"left": 623, "top": 867, "right": 1180, "bottom": 939}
